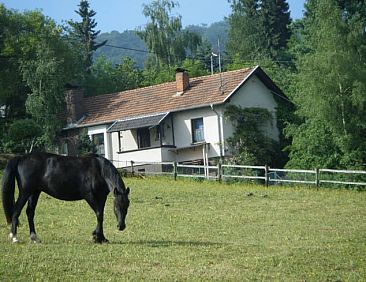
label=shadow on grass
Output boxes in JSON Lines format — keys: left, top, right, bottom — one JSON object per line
{"left": 111, "top": 240, "right": 225, "bottom": 247}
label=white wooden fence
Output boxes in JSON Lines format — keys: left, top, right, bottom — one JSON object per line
{"left": 112, "top": 160, "right": 366, "bottom": 188}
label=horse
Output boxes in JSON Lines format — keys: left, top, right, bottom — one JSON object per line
{"left": 1, "top": 152, "right": 130, "bottom": 243}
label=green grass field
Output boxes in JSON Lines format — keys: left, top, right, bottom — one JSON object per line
{"left": 0, "top": 175, "right": 365, "bottom": 281}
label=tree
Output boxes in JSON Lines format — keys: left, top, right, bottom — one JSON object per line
{"left": 114, "top": 57, "right": 144, "bottom": 91}
{"left": 224, "top": 105, "right": 284, "bottom": 166}
{"left": 181, "top": 58, "right": 208, "bottom": 77}
{"left": 86, "top": 56, "right": 143, "bottom": 96}
{"left": 3, "top": 119, "right": 42, "bottom": 153}
{"left": 21, "top": 25, "right": 82, "bottom": 148}
{"left": 227, "top": 0, "right": 265, "bottom": 61}
{"left": 195, "top": 38, "right": 215, "bottom": 73}
{"left": 137, "top": 0, "right": 201, "bottom": 68}
{"left": 142, "top": 60, "right": 176, "bottom": 86}
{"left": 69, "top": 0, "right": 107, "bottom": 73}
{"left": 0, "top": 6, "right": 42, "bottom": 121}
{"left": 226, "top": 0, "right": 292, "bottom": 62}
{"left": 287, "top": 0, "right": 366, "bottom": 169}
{"left": 76, "top": 130, "right": 95, "bottom": 156}
{"left": 86, "top": 56, "right": 116, "bottom": 95}
{"left": 261, "top": 0, "right": 292, "bottom": 59}
{"left": 0, "top": 6, "right": 83, "bottom": 152}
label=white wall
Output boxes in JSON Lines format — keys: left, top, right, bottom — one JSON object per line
{"left": 110, "top": 146, "right": 177, "bottom": 168}
{"left": 108, "top": 116, "right": 176, "bottom": 167}
{"left": 172, "top": 107, "right": 222, "bottom": 162}
{"left": 223, "top": 75, "right": 280, "bottom": 142}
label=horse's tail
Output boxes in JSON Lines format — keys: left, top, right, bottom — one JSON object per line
{"left": 2, "top": 157, "right": 19, "bottom": 224}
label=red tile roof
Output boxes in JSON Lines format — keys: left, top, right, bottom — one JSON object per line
{"left": 77, "top": 66, "right": 275, "bottom": 127}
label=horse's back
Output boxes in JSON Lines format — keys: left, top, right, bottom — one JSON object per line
{"left": 16, "top": 152, "right": 108, "bottom": 201}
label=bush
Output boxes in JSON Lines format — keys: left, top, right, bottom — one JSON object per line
{"left": 76, "top": 131, "right": 96, "bottom": 156}
{"left": 3, "top": 119, "right": 42, "bottom": 153}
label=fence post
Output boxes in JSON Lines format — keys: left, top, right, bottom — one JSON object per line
{"left": 265, "top": 165, "right": 269, "bottom": 187}
{"left": 218, "top": 161, "right": 222, "bottom": 183}
{"left": 315, "top": 168, "right": 320, "bottom": 189}
{"left": 173, "top": 162, "right": 177, "bottom": 181}
{"left": 131, "top": 160, "right": 135, "bottom": 176}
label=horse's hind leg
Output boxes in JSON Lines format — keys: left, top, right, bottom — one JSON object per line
{"left": 10, "top": 191, "right": 30, "bottom": 243}
{"left": 26, "top": 191, "right": 41, "bottom": 243}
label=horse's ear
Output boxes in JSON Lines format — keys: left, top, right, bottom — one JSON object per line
{"left": 126, "top": 187, "right": 130, "bottom": 195}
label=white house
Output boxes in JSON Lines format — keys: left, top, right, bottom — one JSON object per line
{"left": 62, "top": 66, "right": 287, "bottom": 169}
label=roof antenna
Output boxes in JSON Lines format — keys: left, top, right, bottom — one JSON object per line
{"left": 211, "top": 38, "right": 224, "bottom": 94}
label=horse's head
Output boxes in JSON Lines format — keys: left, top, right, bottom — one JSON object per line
{"left": 113, "top": 187, "right": 130, "bottom": 231}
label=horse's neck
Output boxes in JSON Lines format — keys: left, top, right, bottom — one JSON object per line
{"left": 100, "top": 157, "right": 127, "bottom": 195}
{"left": 106, "top": 177, "right": 120, "bottom": 192}
{"left": 100, "top": 159, "right": 121, "bottom": 193}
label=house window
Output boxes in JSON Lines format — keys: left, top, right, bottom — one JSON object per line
{"left": 137, "top": 127, "right": 151, "bottom": 148}
{"left": 92, "top": 133, "right": 105, "bottom": 156}
{"left": 154, "top": 125, "right": 165, "bottom": 141}
{"left": 155, "top": 126, "right": 160, "bottom": 141}
{"left": 59, "top": 140, "right": 68, "bottom": 156}
{"left": 191, "top": 117, "right": 205, "bottom": 143}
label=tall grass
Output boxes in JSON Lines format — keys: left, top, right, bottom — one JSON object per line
{"left": 1, "top": 175, "right": 365, "bottom": 281}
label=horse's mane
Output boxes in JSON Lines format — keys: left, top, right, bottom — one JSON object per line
{"left": 94, "top": 155, "right": 126, "bottom": 194}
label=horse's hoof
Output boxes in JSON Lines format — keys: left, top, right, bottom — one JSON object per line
{"left": 9, "top": 233, "right": 19, "bottom": 243}
{"left": 93, "top": 237, "right": 109, "bottom": 244}
{"left": 10, "top": 236, "right": 19, "bottom": 243}
{"left": 30, "top": 233, "right": 42, "bottom": 243}
{"left": 92, "top": 232, "right": 109, "bottom": 243}
{"left": 96, "top": 239, "right": 109, "bottom": 244}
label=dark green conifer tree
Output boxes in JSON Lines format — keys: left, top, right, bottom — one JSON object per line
{"left": 227, "top": 0, "right": 265, "bottom": 61}
{"left": 227, "top": 0, "right": 292, "bottom": 62}
{"left": 69, "top": 0, "right": 107, "bottom": 73}
{"left": 260, "top": 0, "right": 292, "bottom": 59}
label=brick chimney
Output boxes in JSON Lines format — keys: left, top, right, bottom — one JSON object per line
{"left": 175, "top": 68, "right": 189, "bottom": 95}
{"left": 65, "top": 86, "right": 85, "bottom": 124}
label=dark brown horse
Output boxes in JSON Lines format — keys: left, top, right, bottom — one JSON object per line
{"left": 2, "top": 152, "right": 130, "bottom": 243}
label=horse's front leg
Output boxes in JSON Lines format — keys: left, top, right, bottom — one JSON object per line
{"left": 26, "top": 191, "right": 41, "bottom": 243}
{"left": 86, "top": 195, "right": 108, "bottom": 243}
{"left": 92, "top": 209, "right": 108, "bottom": 243}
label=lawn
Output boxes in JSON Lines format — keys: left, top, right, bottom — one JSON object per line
{"left": 0, "top": 175, "right": 365, "bottom": 281}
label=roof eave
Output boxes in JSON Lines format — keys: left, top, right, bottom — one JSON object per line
{"left": 222, "top": 65, "right": 289, "bottom": 103}
{"left": 62, "top": 120, "right": 114, "bottom": 131}
{"left": 223, "top": 66, "right": 260, "bottom": 103}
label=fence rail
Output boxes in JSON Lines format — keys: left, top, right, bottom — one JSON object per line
{"left": 113, "top": 159, "right": 366, "bottom": 188}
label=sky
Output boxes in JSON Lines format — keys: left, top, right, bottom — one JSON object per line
{"left": 1, "top": 0, "right": 306, "bottom": 33}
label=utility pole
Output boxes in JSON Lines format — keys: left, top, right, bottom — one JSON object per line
{"left": 210, "top": 38, "right": 222, "bottom": 77}
{"left": 218, "top": 38, "right": 221, "bottom": 73}
{"left": 210, "top": 52, "right": 217, "bottom": 75}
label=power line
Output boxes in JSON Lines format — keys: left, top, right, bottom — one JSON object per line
{"left": 97, "top": 42, "right": 295, "bottom": 65}
{"left": 100, "top": 43, "right": 153, "bottom": 54}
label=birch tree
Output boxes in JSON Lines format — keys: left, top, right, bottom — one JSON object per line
{"left": 287, "top": 0, "right": 366, "bottom": 169}
{"left": 137, "top": 0, "right": 201, "bottom": 68}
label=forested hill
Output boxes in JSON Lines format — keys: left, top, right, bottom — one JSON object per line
{"left": 94, "top": 21, "right": 228, "bottom": 68}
